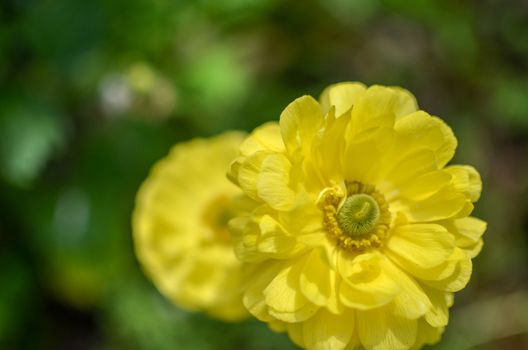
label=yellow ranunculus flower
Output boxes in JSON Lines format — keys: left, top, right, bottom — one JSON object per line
{"left": 228, "top": 83, "right": 486, "bottom": 349}
{"left": 133, "top": 132, "right": 249, "bottom": 321}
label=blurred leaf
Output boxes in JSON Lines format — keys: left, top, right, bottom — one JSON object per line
{"left": 18, "top": 118, "right": 178, "bottom": 308}
{"left": 491, "top": 78, "right": 528, "bottom": 128}
{"left": 181, "top": 44, "right": 252, "bottom": 132}
{"left": 0, "top": 253, "right": 33, "bottom": 343}
{"left": 103, "top": 277, "right": 298, "bottom": 350}
{"left": 320, "top": 0, "right": 380, "bottom": 26}
{"left": 0, "top": 97, "right": 64, "bottom": 188}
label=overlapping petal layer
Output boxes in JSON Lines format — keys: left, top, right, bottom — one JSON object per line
{"left": 228, "top": 83, "right": 486, "bottom": 349}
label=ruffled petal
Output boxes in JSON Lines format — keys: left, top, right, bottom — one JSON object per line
{"left": 264, "top": 256, "right": 319, "bottom": 322}
{"left": 349, "top": 85, "right": 404, "bottom": 136}
{"left": 232, "top": 151, "right": 269, "bottom": 200}
{"left": 389, "top": 86, "right": 419, "bottom": 118}
{"left": 231, "top": 151, "right": 297, "bottom": 210}
{"left": 393, "top": 187, "right": 471, "bottom": 223}
{"left": 299, "top": 249, "right": 342, "bottom": 313}
{"left": 382, "top": 259, "right": 432, "bottom": 320}
{"left": 410, "top": 318, "right": 443, "bottom": 350}
{"left": 422, "top": 248, "right": 472, "bottom": 292}
{"left": 258, "top": 214, "right": 305, "bottom": 258}
{"left": 287, "top": 322, "right": 305, "bottom": 348}
{"left": 442, "top": 216, "right": 487, "bottom": 258}
{"left": 422, "top": 286, "right": 451, "bottom": 327}
{"left": 242, "top": 262, "right": 283, "bottom": 322}
{"left": 357, "top": 305, "right": 418, "bottom": 350}
{"left": 302, "top": 308, "right": 355, "bottom": 350}
{"left": 257, "top": 153, "right": 296, "bottom": 210}
{"left": 319, "top": 82, "right": 366, "bottom": 116}
{"left": 385, "top": 224, "right": 455, "bottom": 271}
{"left": 379, "top": 148, "right": 438, "bottom": 192}
{"left": 239, "top": 122, "right": 284, "bottom": 156}
{"left": 394, "top": 111, "right": 457, "bottom": 168}
{"left": 445, "top": 165, "right": 482, "bottom": 202}
{"left": 338, "top": 252, "right": 401, "bottom": 309}
{"left": 396, "top": 170, "right": 452, "bottom": 202}
{"left": 312, "top": 109, "right": 349, "bottom": 185}
{"left": 385, "top": 226, "right": 473, "bottom": 290}
{"left": 344, "top": 127, "right": 396, "bottom": 184}
{"left": 280, "top": 95, "right": 324, "bottom": 157}
{"left": 229, "top": 215, "right": 261, "bottom": 262}
{"left": 230, "top": 211, "right": 306, "bottom": 262}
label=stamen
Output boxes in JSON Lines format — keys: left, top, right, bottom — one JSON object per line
{"left": 320, "top": 181, "right": 391, "bottom": 251}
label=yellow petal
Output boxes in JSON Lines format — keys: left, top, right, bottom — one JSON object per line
{"left": 279, "top": 197, "right": 326, "bottom": 238}
{"left": 463, "top": 239, "right": 483, "bottom": 258}
{"left": 303, "top": 308, "right": 356, "bottom": 350}
{"left": 229, "top": 216, "right": 263, "bottom": 262}
{"left": 348, "top": 85, "right": 399, "bottom": 136}
{"left": 256, "top": 153, "right": 296, "bottom": 210}
{"left": 397, "top": 170, "right": 452, "bottom": 202}
{"left": 451, "top": 216, "right": 487, "bottom": 243}
{"left": 287, "top": 322, "right": 305, "bottom": 348}
{"left": 382, "top": 259, "right": 432, "bottom": 320}
{"left": 181, "top": 250, "right": 226, "bottom": 303}
{"left": 299, "top": 249, "right": 342, "bottom": 313}
{"left": 258, "top": 215, "right": 304, "bottom": 258}
{"left": 343, "top": 331, "right": 361, "bottom": 350}
{"left": 394, "top": 111, "right": 457, "bottom": 168}
{"left": 239, "top": 122, "right": 284, "bottom": 156}
{"left": 385, "top": 226, "right": 471, "bottom": 285}
{"left": 268, "top": 319, "right": 287, "bottom": 332}
{"left": 242, "top": 262, "right": 283, "bottom": 322}
{"left": 319, "top": 82, "right": 366, "bottom": 116}
{"left": 132, "top": 132, "right": 248, "bottom": 321}
{"left": 235, "top": 151, "right": 269, "bottom": 200}
{"left": 395, "top": 187, "right": 470, "bottom": 223}
{"left": 357, "top": 305, "right": 418, "bottom": 350}
{"left": 264, "top": 257, "right": 319, "bottom": 322}
{"left": 343, "top": 126, "right": 395, "bottom": 184}
{"left": 410, "top": 318, "right": 443, "bottom": 350}
{"left": 338, "top": 252, "right": 401, "bottom": 309}
{"left": 227, "top": 156, "right": 243, "bottom": 186}
{"left": 423, "top": 248, "right": 472, "bottom": 292}
{"left": 378, "top": 148, "right": 438, "bottom": 192}
{"left": 445, "top": 165, "right": 482, "bottom": 202}
{"left": 441, "top": 216, "right": 487, "bottom": 258}
{"left": 279, "top": 95, "right": 324, "bottom": 156}
{"left": 385, "top": 224, "right": 455, "bottom": 270}
{"left": 312, "top": 109, "right": 349, "bottom": 184}
{"left": 423, "top": 287, "right": 450, "bottom": 327}
{"left": 298, "top": 231, "right": 339, "bottom": 269}
{"left": 152, "top": 254, "right": 194, "bottom": 299}
{"left": 389, "top": 86, "right": 419, "bottom": 118}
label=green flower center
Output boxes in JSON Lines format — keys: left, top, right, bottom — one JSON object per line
{"left": 337, "top": 194, "right": 380, "bottom": 236}
{"left": 319, "top": 181, "right": 391, "bottom": 251}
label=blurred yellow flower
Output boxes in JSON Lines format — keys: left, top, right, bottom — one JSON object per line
{"left": 133, "top": 132, "right": 248, "bottom": 321}
{"left": 228, "top": 83, "right": 486, "bottom": 349}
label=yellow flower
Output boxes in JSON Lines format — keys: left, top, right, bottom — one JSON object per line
{"left": 133, "top": 132, "right": 249, "bottom": 321}
{"left": 228, "top": 83, "right": 486, "bottom": 349}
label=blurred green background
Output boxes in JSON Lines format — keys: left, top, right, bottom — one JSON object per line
{"left": 1, "top": 0, "right": 527, "bottom": 349}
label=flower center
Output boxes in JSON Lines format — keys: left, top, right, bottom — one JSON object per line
{"left": 337, "top": 194, "right": 380, "bottom": 236}
{"left": 319, "top": 181, "right": 391, "bottom": 251}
